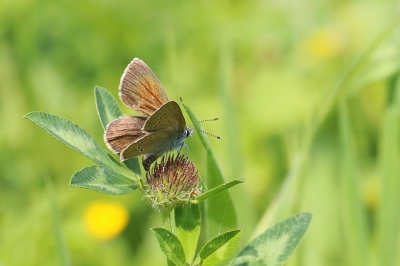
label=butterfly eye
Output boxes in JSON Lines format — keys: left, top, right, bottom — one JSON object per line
{"left": 185, "top": 129, "right": 193, "bottom": 137}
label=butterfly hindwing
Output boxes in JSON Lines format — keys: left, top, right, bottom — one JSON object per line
{"left": 119, "top": 58, "right": 169, "bottom": 117}
{"left": 104, "top": 116, "right": 147, "bottom": 153}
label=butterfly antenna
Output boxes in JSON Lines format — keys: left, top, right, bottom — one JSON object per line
{"left": 180, "top": 98, "right": 222, "bottom": 140}
{"left": 194, "top": 128, "right": 222, "bottom": 140}
{"left": 189, "top": 118, "right": 222, "bottom": 140}
{"left": 190, "top": 118, "right": 219, "bottom": 125}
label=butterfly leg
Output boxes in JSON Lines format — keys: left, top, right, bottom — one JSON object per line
{"left": 178, "top": 143, "right": 189, "bottom": 155}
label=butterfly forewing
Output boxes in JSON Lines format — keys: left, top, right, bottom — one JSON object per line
{"left": 119, "top": 58, "right": 169, "bottom": 117}
{"left": 144, "top": 101, "right": 186, "bottom": 132}
{"left": 104, "top": 116, "right": 147, "bottom": 153}
{"left": 120, "top": 129, "right": 175, "bottom": 160}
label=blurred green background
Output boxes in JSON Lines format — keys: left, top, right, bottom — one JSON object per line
{"left": 2, "top": 0, "right": 400, "bottom": 265}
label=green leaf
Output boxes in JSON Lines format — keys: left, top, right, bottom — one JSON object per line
{"left": 231, "top": 212, "right": 312, "bottom": 266}
{"left": 151, "top": 228, "right": 186, "bottom": 266}
{"left": 122, "top": 158, "right": 142, "bottom": 176}
{"left": 181, "top": 102, "right": 237, "bottom": 236}
{"left": 94, "top": 86, "right": 122, "bottom": 130}
{"left": 193, "top": 178, "right": 244, "bottom": 202}
{"left": 94, "top": 86, "right": 141, "bottom": 175}
{"left": 174, "top": 204, "right": 201, "bottom": 263}
{"left": 70, "top": 165, "right": 137, "bottom": 195}
{"left": 24, "top": 111, "right": 133, "bottom": 179}
{"left": 194, "top": 229, "right": 242, "bottom": 266}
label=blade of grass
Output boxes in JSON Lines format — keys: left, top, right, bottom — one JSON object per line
{"left": 338, "top": 100, "right": 368, "bottom": 266}
{"left": 182, "top": 102, "right": 238, "bottom": 237}
{"left": 45, "top": 177, "right": 71, "bottom": 266}
{"left": 193, "top": 178, "right": 244, "bottom": 203}
{"left": 218, "top": 39, "right": 242, "bottom": 183}
{"left": 255, "top": 9, "right": 400, "bottom": 230}
{"left": 377, "top": 75, "right": 400, "bottom": 266}
{"left": 313, "top": 10, "right": 400, "bottom": 131}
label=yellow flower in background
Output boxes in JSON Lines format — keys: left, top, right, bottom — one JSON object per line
{"left": 300, "top": 27, "right": 346, "bottom": 64}
{"left": 83, "top": 200, "right": 129, "bottom": 240}
{"left": 363, "top": 175, "right": 380, "bottom": 211}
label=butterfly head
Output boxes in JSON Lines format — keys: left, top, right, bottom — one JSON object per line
{"left": 185, "top": 127, "right": 194, "bottom": 138}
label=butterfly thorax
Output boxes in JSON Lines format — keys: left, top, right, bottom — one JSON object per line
{"left": 166, "top": 126, "right": 193, "bottom": 152}
{"left": 141, "top": 127, "right": 192, "bottom": 171}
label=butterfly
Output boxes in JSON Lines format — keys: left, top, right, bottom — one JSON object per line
{"left": 104, "top": 58, "right": 193, "bottom": 171}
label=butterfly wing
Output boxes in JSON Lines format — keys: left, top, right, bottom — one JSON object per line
{"left": 119, "top": 58, "right": 169, "bottom": 117}
{"left": 120, "top": 129, "right": 175, "bottom": 161}
{"left": 144, "top": 101, "right": 186, "bottom": 132}
{"left": 104, "top": 116, "right": 147, "bottom": 153}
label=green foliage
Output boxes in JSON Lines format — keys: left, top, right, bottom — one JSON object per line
{"left": 95, "top": 86, "right": 122, "bottom": 130}
{"left": 27, "top": 86, "right": 284, "bottom": 266}
{"left": 94, "top": 86, "right": 142, "bottom": 175}
{"left": 24, "top": 86, "right": 144, "bottom": 195}
{"left": 196, "top": 230, "right": 241, "bottom": 266}
{"left": 24, "top": 111, "right": 133, "bottom": 179}
{"left": 182, "top": 102, "right": 238, "bottom": 237}
{"left": 24, "top": 111, "right": 139, "bottom": 195}
{"left": 153, "top": 204, "right": 243, "bottom": 266}
{"left": 46, "top": 178, "right": 71, "bottom": 266}
{"left": 154, "top": 206, "right": 310, "bottom": 266}
{"left": 338, "top": 101, "right": 368, "bottom": 266}
{"left": 231, "top": 213, "right": 312, "bottom": 266}
{"left": 4, "top": 0, "right": 400, "bottom": 265}
{"left": 175, "top": 204, "right": 201, "bottom": 262}
{"left": 193, "top": 178, "right": 244, "bottom": 203}
{"left": 377, "top": 81, "right": 400, "bottom": 266}
{"left": 70, "top": 165, "right": 137, "bottom": 195}
{"left": 152, "top": 227, "right": 187, "bottom": 266}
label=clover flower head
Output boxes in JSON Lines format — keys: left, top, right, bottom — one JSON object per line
{"left": 143, "top": 153, "right": 201, "bottom": 212}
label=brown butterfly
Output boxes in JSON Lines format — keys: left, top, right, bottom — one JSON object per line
{"left": 104, "top": 58, "right": 193, "bottom": 171}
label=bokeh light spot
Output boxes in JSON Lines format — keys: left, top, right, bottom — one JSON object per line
{"left": 83, "top": 200, "right": 129, "bottom": 241}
